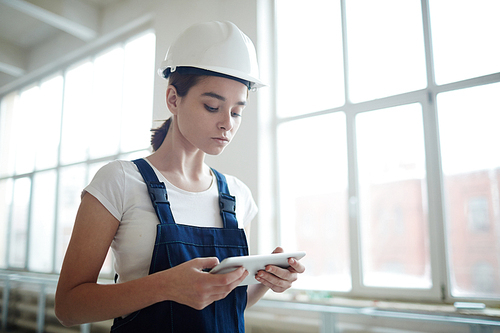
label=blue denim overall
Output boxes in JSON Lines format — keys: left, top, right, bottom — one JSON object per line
{"left": 111, "top": 158, "right": 248, "bottom": 332}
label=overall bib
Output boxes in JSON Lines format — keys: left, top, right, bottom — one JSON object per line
{"left": 111, "top": 159, "right": 249, "bottom": 332}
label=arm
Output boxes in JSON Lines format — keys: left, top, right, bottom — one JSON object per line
{"left": 55, "top": 193, "right": 248, "bottom": 326}
{"left": 246, "top": 247, "right": 306, "bottom": 308}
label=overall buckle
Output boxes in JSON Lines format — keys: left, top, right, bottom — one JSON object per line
{"left": 146, "top": 181, "right": 169, "bottom": 206}
{"left": 219, "top": 193, "right": 236, "bottom": 214}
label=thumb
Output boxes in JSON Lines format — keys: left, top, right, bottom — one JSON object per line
{"left": 196, "top": 257, "right": 220, "bottom": 271}
{"left": 272, "top": 247, "right": 284, "bottom": 254}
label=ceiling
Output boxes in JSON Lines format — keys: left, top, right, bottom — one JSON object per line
{"left": 0, "top": 0, "right": 123, "bottom": 92}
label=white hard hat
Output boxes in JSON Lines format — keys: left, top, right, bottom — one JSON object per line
{"left": 158, "top": 21, "right": 265, "bottom": 90}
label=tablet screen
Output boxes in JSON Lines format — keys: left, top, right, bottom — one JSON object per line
{"left": 210, "top": 251, "right": 306, "bottom": 286}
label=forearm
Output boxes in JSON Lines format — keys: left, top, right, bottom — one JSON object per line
{"left": 56, "top": 258, "right": 248, "bottom": 326}
{"left": 55, "top": 273, "right": 165, "bottom": 326}
{"left": 246, "top": 283, "right": 269, "bottom": 308}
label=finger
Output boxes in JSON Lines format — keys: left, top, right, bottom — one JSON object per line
{"left": 228, "top": 267, "right": 249, "bottom": 285}
{"left": 288, "top": 258, "right": 306, "bottom": 274}
{"left": 209, "top": 269, "right": 249, "bottom": 300}
{"left": 272, "top": 246, "right": 284, "bottom": 254}
{"left": 230, "top": 268, "right": 249, "bottom": 287}
{"left": 211, "top": 266, "right": 247, "bottom": 286}
{"left": 196, "top": 257, "right": 220, "bottom": 271}
{"left": 255, "top": 270, "right": 290, "bottom": 292}
{"left": 264, "top": 265, "right": 295, "bottom": 282}
{"left": 267, "top": 266, "right": 291, "bottom": 280}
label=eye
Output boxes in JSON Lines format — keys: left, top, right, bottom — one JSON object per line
{"left": 231, "top": 112, "right": 242, "bottom": 118}
{"left": 204, "top": 104, "right": 219, "bottom": 112}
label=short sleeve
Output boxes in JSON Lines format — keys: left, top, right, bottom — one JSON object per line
{"left": 225, "top": 175, "right": 258, "bottom": 227}
{"left": 83, "top": 160, "right": 125, "bottom": 221}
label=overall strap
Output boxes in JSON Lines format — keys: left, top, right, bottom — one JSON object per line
{"left": 132, "top": 158, "right": 175, "bottom": 225}
{"left": 211, "top": 168, "right": 238, "bottom": 229}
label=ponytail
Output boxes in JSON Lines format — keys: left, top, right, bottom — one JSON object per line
{"left": 150, "top": 117, "right": 172, "bottom": 152}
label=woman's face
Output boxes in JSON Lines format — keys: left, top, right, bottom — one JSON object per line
{"left": 171, "top": 75, "right": 248, "bottom": 155}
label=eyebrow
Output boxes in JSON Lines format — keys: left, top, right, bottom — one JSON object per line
{"left": 202, "top": 92, "right": 247, "bottom": 106}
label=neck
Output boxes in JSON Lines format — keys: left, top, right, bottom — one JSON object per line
{"left": 147, "top": 119, "right": 212, "bottom": 191}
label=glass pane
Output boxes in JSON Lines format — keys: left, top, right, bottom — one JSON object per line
{"left": 9, "top": 177, "right": 31, "bottom": 268}
{"left": 29, "top": 170, "right": 57, "bottom": 272}
{"left": 276, "top": 0, "right": 344, "bottom": 117}
{"left": 346, "top": 0, "right": 427, "bottom": 102}
{"left": 437, "top": 82, "right": 500, "bottom": 298}
{"left": 278, "top": 113, "right": 350, "bottom": 291}
{"left": 120, "top": 32, "right": 155, "bottom": 152}
{"left": 429, "top": 0, "right": 500, "bottom": 85}
{"left": 0, "top": 179, "right": 13, "bottom": 268}
{"left": 0, "top": 92, "right": 18, "bottom": 177}
{"left": 14, "top": 86, "right": 39, "bottom": 174}
{"left": 89, "top": 47, "right": 124, "bottom": 159}
{"left": 35, "top": 75, "right": 63, "bottom": 170}
{"left": 56, "top": 164, "right": 87, "bottom": 270}
{"left": 60, "top": 61, "right": 93, "bottom": 165}
{"left": 356, "top": 104, "right": 431, "bottom": 288}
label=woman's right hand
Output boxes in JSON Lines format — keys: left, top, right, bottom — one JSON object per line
{"left": 158, "top": 257, "right": 248, "bottom": 310}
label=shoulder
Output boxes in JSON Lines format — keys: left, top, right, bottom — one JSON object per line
{"left": 222, "top": 174, "right": 258, "bottom": 226}
{"left": 84, "top": 160, "right": 147, "bottom": 221}
{"left": 223, "top": 174, "right": 252, "bottom": 197}
{"left": 95, "top": 160, "right": 135, "bottom": 174}
{"left": 90, "top": 160, "right": 141, "bottom": 182}
{"left": 85, "top": 160, "right": 142, "bottom": 197}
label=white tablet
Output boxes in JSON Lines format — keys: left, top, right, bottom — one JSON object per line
{"left": 210, "top": 251, "right": 306, "bottom": 286}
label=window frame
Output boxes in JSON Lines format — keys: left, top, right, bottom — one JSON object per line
{"left": 0, "top": 29, "right": 156, "bottom": 277}
{"left": 272, "top": 0, "right": 500, "bottom": 305}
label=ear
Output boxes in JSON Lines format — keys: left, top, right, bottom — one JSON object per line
{"left": 166, "top": 85, "right": 180, "bottom": 115}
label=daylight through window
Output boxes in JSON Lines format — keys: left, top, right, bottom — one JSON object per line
{"left": 276, "top": 0, "right": 500, "bottom": 302}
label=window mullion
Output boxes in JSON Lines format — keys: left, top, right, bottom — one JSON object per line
{"left": 421, "top": 91, "right": 447, "bottom": 301}
{"left": 420, "top": 0, "right": 449, "bottom": 302}
{"left": 52, "top": 71, "right": 67, "bottom": 274}
{"left": 25, "top": 173, "right": 35, "bottom": 271}
{"left": 346, "top": 111, "right": 362, "bottom": 295}
{"left": 340, "top": 0, "right": 350, "bottom": 104}
{"left": 5, "top": 180, "right": 14, "bottom": 268}
{"left": 341, "top": 0, "right": 364, "bottom": 295}
{"left": 421, "top": 0, "right": 436, "bottom": 89}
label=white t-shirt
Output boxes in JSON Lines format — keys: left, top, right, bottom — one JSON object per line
{"left": 83, "top": 159, "right": 258, "bottom": 283}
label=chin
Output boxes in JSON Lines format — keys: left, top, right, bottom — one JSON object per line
{"left": 205, "top": 147, "right": 227, "bottom": 156}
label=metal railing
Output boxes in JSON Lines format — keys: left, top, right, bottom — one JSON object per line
{"left": 3, "top": 271, "right": 499, "bottom": 333}
{"left": 0, "top": 272, "right": 91, "bottom": 333}
{"left": 253, "top": 299, "right": 500, "bottom": 333}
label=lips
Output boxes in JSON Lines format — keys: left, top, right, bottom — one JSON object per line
{"left": 213, "top": 137, "right": 229, "bottom": 144}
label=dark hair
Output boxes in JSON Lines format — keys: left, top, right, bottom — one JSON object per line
{"left": 150, "top": 72, "right": 204, "bottom": 151}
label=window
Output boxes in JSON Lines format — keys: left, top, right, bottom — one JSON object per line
{"left": 275, "top": 0, "right": 500, "bottom": 302}
{"left": 276, "top": 0, "right": 344, "bottom": 117}
{"left": 438, "top": 82, "right": 500, "bottom": 298}
{"left": 356, "top": 104, "right": 430, "bottom": 289}
{"left": 345, "top": 0, "right": 427, "bottom": 102}
{"left": 0, "top": 31, "right": 155, "bottom": 275}
{"left": 467, "top": 197, "right": 490, "bottom": 232}
{"left": 429, "top": 0, "right": 500, "bottom": 85}
{"left": 277, "top": 113, "right": 350, "bottom": 291}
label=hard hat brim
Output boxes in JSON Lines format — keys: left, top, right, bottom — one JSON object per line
{"left": 158, "top": 65, "right": 266, "bottom": 90}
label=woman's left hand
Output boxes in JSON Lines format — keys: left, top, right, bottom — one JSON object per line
{"left": 254, "top": 247, "right": 305, "bottom": 293}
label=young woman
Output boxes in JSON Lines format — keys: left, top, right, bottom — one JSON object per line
{"left": 55, "top": 21, "right": 305, "bottom": 332}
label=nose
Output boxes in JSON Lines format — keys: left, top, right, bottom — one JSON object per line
{"left": 218, "top": 110, "right": 233, "bottom": 131}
